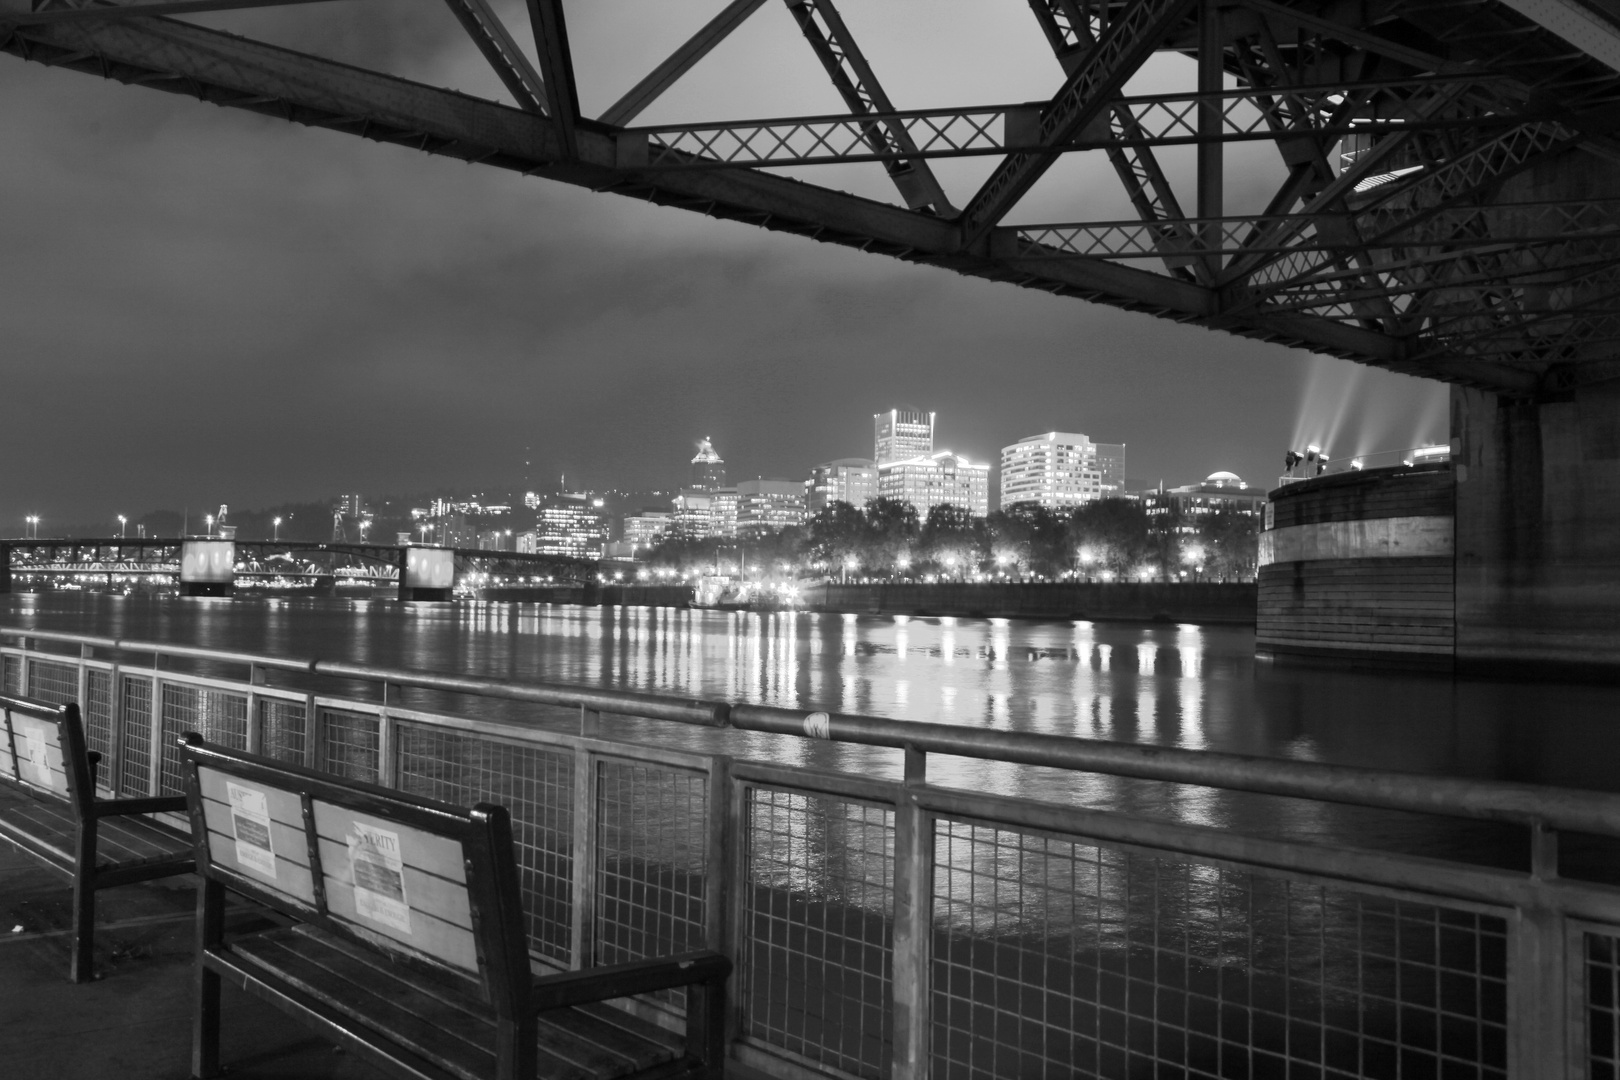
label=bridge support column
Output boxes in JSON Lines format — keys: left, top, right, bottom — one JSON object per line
{"left": 1454, "top": 383, "right": 1620, "bottom": 677}
{"left": 179, "top": 539, "right": 235, "bottom": 597}
{"left": 398, "top": 546, "right": 454, "bottom": 602}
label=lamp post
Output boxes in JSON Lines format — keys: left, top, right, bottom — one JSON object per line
{"left": 205, "top": 514, "right": 214, "bottom": 538}
{"left": 117, "top": 515, "right": 127, "bottom": 538}
{"left": 272, "top": 517, "right": 282, "bottom": 542}
{"left": 25, "top": 515, "right": 38, "bottom": 539}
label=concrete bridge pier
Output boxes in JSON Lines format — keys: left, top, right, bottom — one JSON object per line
{"left": 179, "top": 539, "right": 234, "bottom": 597}
{"left": 398, "top": 546, "right": 453, "bottom": 602}
{"left": 1453, "top": 383, "right": 1620, "bottom": 678}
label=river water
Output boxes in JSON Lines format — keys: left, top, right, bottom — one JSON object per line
{"left": 5, "top": 591, "right": 1619, "bottom": 874}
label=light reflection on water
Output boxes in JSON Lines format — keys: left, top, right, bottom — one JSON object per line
{"left": 8, "top": 592, "right": 1620, "bottom": 872}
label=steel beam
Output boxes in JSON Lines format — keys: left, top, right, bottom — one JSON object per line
{"left": 0, "top": 0, "right": 338, "bottom": 20}
{"left": 524, "top": 0, "right": 577, "bottom": 155}
{"left": 440, "top": 0, "right": 547, "bottom": 115}
{"left": 599, "top": 0, "right": 768, "bottom": 127}
{"left": 960, "top": 0, "right": 1197, "bottom": 243}
{"left": 782, "top": 0, "right": 954, "bottom": 214}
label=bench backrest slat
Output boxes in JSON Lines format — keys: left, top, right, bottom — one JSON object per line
{"left": 183, "top": 736, "right": 525, "bottom": 1003}
{"left": 196, "top": 766, "right": 320, "bottom": 909}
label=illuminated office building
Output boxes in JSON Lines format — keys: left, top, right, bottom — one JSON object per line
{"left": 806, "top": 458, "right": 879, "bottom": 513}
{"left": 878, "top": 451, "right": 990, "bottom": 517}
{"left": 537, "top": 493, "right": 607, "bottom": 559}
{"left": 737, "top": 479, "right": 807, "bottom": 537}
{"left": 1000, "top": 432, "right": 1128, "bottom": 510}
{"left": 874, "top": 409, "right": 935, "bottom": 466}
{"left": 690, "top": 437, "right": 727, "bottom": 492}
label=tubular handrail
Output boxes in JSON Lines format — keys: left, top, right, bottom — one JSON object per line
{"left": 730, "top": 703, "right": 1620, "bottom": 836}
{"left": 6, "top": 624, "right": 1620, "bottom": 834}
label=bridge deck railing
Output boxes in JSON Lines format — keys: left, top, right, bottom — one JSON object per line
{"left": 3, "top": 625, "right": 1617, "bottom": 1079}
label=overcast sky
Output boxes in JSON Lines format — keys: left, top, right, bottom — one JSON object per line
{"left": 0, "top": 0, "right": 1449, "bottom": 528}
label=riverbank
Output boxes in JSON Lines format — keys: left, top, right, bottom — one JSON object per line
{"left": 799, "top": 581, "right": 1256, "bottom": 625}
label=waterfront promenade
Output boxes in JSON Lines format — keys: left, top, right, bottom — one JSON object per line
{"left": 4, "top": 612, "right": 1620, "bottom": 1077}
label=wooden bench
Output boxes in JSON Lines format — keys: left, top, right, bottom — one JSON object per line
{"left": 180, "top": 733, "right": 732, "bottom": 1080}
{"left": 0, "top": 692, "right": 195, "bottom": 982}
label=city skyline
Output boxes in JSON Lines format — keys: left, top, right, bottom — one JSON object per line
{"left": 1, "top": 5, "right": 1452, "bottom": 525}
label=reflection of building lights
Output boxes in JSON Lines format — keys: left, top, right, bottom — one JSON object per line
{"left": 1350, "top": 458, "right": 1364, "bottom": 471}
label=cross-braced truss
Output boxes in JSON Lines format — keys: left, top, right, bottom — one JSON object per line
{"left": 8, "top": 0, "right": 1620, "bottom": 395}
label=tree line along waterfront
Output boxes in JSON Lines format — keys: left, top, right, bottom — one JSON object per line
{"left": 639, "top": 496, "right": 1259, "bottom": 584}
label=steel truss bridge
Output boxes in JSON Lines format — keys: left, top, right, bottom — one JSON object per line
{"left": 8, "top": 1, "right": 1620, "bottom": 395}
{"left": 0, "top": 538, "right": 597, "bottom": 587}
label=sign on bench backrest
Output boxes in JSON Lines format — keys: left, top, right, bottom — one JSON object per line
{"left": 195, "top": 766, "right": 320, "bottom": 910}
{"left": 3, "top": 706, "right": 68, "bottom": 797}
{"left": 312, "top": 802, "right": 480, "bottom": 972}
{"left": 186, "top": 744, "right": 498, "bottom": 984}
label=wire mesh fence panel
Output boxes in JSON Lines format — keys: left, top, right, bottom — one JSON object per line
{"left": 320, "top": 708, "right": 380, "bottom": 784}
{"left": 930, "top": 820, "right": 1509, "bottom": 1080}
{"left": 743, "top": 787, "right": 896, "bottom": 1079}
{"left": 159, "top": 683, "right": 248, "bottom": 794}
{"left": 256, "top": 698, "right": 307, "bottom": 765}
{"left": 1590, "top": 931, "right": 1620, "bottom": 1080}
{"left": 1, "top": 654, "right": 21, "bottom": 695}
{"left": 595, "top": 759, "right": 710, "bottom": 1008}
{"left": 394, "top": 722, "right": 574, "bottom": 962}
{"left": 119, "top": 675, "right": 153, "bottom": 797}
{"left": 26, "top": 657, "right": 78, "bottom": 705}
{"left": 84, "top": 668, "right": 113, "bottom": 767}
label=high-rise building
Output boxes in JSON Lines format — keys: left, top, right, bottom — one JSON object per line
{"left": 806, "top": 458, "right": 879, "bottom": 514}
{"left": 671, "top": 491, "right": 713, "bottom": 538}
{"left": 690, "top": 437, "right": 727, "bottom": 491}
{"left": 1095, "top": 442, "right": 1127, "bottom": 494}
{"left": 737, "top": 479, "right": 807, "bottom": 537}
{"left": 622, "top": 512, "right": 673, "bottom": 551}
{"left": 1000, "top": 432, "right": 1129, "bottom": 510}
{"left": 874, "top": 409, "right": 935, "bottom": 466}
{"left": 878, "top": 451, "right": 990, "bottom": 517}
{"left": 536, "top": 493, "right": 607, "bottom": 558}
{"left": 1000, "top": 432, "right": 1100, "bottom": 510}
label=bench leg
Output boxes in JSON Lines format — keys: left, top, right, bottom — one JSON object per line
{"left": 70, "top": 822, "right": 97, "bottom": 983}
{"left": 193, "top": 879, "right": 224, "bottom": 1080}
{"left": 685, "top": 975, "right": 728, "bottom": 1078}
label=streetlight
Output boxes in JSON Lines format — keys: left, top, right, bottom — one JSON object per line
{"left": 25, "top": 515, "right": 38, "bottom": 539}
{"left": 272, "top": 517, "right": 282, "bottom": 541}
{"left": 205, "top": 514, "right": 214, "bottom": 537}
{"left": 117, "top": 515, "right": 126, "bottom": 538}
{"left": 419, "top": 523, "right": 432, "bottom": 544}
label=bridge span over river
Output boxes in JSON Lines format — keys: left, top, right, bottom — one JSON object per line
{"left": 3, "top": 1, "right": 1619, "bottom": 669}
{"left": 0, "top": 537, "right": 596, "bottom": 599}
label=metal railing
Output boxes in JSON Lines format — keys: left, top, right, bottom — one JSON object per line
{"left": 3, "top": 624, "right": 1618, "bottom": 1079}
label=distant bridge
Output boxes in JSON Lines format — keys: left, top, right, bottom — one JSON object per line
{"left": 0, "top": 537, "right": 598, "bottom": 593}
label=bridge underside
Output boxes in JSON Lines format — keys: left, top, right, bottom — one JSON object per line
{"left": 6, "top": 0, "right": 1620, "bottom": 669}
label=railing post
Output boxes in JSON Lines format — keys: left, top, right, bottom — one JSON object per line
{"left": 107, "top": 662, "right": 124, "bottom": 796}
{"left": 892, "top": 744, "right": 933, "bottom": 1080}
{"left": 305, "top": 693, "right": 321, "bottom": 771}
{"left": 726, "top": 766, "right": 750, "bottom": 1049}
{"left": 148, "top": 671, "right": 164, "bottom": 797}
{"left": 76, "top": 643, "right": 90, "bottom": 715}
{"left": 1511, "top": 823, "right": 1579, "bottom": 1077}
{"left": 245, "top": 664, "right": 267, "bottom": 756}
{"left": 570, "top": 743, "right": 598, "bottom": 970}
{"left": 376, "top": 689, "right": 395, "bottom": 789}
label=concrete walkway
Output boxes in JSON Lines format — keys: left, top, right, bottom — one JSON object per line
{"left": 0, "top": 838, "right": 394, "bottom": 1079}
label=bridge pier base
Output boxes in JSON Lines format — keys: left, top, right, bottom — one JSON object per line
{"left": 1454, "top": 383, "right": 1620, "bottom": 679}
{"left": 398, "top": 546, "right": 454, "bottom": 602}
{"left": 179, "top": 539, "right": 235, "bottom": 598}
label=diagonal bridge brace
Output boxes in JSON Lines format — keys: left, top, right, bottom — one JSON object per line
{"left": 960, "top": 0, "right": 1196, "bottom": 245}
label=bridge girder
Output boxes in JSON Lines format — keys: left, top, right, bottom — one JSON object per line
{"left": 7, "top": 1, "right": 1620, "bottom": 394}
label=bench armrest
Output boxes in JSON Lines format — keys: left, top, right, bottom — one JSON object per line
{"left": 531, "top": 951, "right": 732, "bottom": 1013}
{"left": 91, "top": 794, "right": 190, "bottom": 818}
